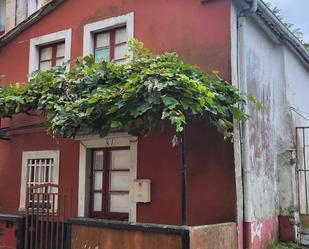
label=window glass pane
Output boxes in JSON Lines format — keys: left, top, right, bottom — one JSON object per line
{"left": 93, "top": 193, "right": 102, "bottom": 212}
{"left": 110, "top": 171, "right": 130, "bottom": 191}
{"left": 114, "top": 43, "right": 127, "bottom": 61}
{"left": 111, "top": 150, "right": 130, "bottom": 169}
{"left": 93, "top": 151, "right": 104, "bottom": 170}
{"left": 110, "top": 193, "right": 129, "bottom": 213}
{"left": 95, "top": 47, "right": 109, "bottom": 62}
{"left": 96, "top": 32, "right": 110, "bottom": 48}
{"left": 115, "top": 27, "right": 127, "bottom": 44}
{"left": 56, "top": 43, "right": 65, "bottom": 57}
{"left": 40, "top": 47, "right": 52, "bottom": 60}
{"left": 114, "top": 59, "right": 127, "bottom": 65}
{"left": 40, "top": 61, "right": 52, "bottom": 71}
{"left": 94, "top": 172, "right": 103, "bottom": 191}
{"left": 56, "top": 58, "right": 65, "bottom": 66}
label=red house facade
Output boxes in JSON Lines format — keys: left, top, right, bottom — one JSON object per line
{"left": 1, "top": 0, "right": 309, "bottom": 248}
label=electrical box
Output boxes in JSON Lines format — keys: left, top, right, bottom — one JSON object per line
{"left": 133, "top": 179, "right": 151, "bottom": 203}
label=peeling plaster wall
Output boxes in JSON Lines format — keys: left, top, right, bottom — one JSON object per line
{"left": 281, "top": 47, "right": 309, "bottom": 215}
{"left": 3, "top": 0, "right": 52, "bottom": 32}
{"left": 5, "top": 0, "right": 16, "bottom": 32}
{"left": 234, "top": 5, "right": 309, "bottom": 247}
{"left": 15, "top": 0, "right": 27, "bottom": 25}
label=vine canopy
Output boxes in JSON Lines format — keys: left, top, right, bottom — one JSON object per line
{"left": 0, "top": 40, "right": 255, "bottom": 139}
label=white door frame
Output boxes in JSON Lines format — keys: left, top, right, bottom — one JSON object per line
{"left": 77, "top": 132, "right": 138, "bottom": 222}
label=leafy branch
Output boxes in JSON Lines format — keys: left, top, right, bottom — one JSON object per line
{"left": 0, "top": 40, "right": 256, "bottom": 139}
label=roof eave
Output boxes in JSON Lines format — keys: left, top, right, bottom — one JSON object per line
{"left": 254, "top": 0, "right": 309, "bottom": 68}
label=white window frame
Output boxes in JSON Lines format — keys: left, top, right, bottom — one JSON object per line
{"left": 19, "top": 150, "right": 60, "bottom": 211}
{"left": 83, "top": 12, "right": 134, "bottom": 58}
{"left": 77, "top": 132, "right": 138, "bottom": 222}
{"left": 29, "top": 28, "right": 72, "bottom": 76}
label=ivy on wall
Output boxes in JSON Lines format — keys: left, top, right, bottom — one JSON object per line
{"left": 0, "top": 40, "right": 256, "bottom": 139}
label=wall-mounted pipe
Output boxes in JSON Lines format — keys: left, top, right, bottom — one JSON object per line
{"left": 237, "top": 0, "right": 258, "bottom": 247}
{"left": 180, "top": 127, "right": 187, "bottom": 225}
{"left": 239, "top": 0, "right": 258, "bottom": 17}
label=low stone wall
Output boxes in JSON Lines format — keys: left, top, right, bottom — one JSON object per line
{"left": 0, "top": 214, "right": 25, "bottom": 249}
{"left": 190, "top": 223, "right": 237, "bottom": 249}
{"left": 67, "top": 218, "right": 237, "bottom": 249}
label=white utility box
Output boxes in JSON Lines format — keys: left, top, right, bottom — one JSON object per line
{"left": 133, "top": 179, "right": 151, "bottom": 203}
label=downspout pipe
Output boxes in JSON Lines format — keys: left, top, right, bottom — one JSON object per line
{"left": 239, "top": 0, "right": 258, "bottom": 17}
{"left": 180, "top": 126, "right": 187, "bottom": 225}
{"left": 237, "top": 0, "right": 257, "bottom": 247}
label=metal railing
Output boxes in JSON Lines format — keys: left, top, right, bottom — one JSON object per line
{"left": 296, "top": 127, "right": 309, "bottom": 215}
{"left": 25, "top": 184, "right": 71, "bottom": 249}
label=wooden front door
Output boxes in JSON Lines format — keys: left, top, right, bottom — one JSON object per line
{"left": 90, "top": 147, "right": 131, "bottom": 221}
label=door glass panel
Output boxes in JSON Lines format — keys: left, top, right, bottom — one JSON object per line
{"left": 110, "top": 171, "right": 130, "bottom": 191}
{"left": 110, "top": 193, "right": 129, "bottom": 213}
{"left": 93, "top": 193, "right": 102, "bottom": 212}
{"left": 93, "top": 151, "right": 104, "bottom": 170}
{"left": 110, "top": 150, "right": 130, "bottom": 169}
{"left": 94, "top": 172, "right": 103, "bottom": 191}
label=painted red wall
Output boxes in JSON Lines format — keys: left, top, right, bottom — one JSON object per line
{"left": 0, "top": 0, "right": 235, "bottom": 225}
{"left": 187, "top": 122, "right": 236, "bottom": 225}
{"left": 0, "top": 0, "right": 232, "bottom": 84}
{"left": 0, "top": 127, "right": 80, "bottom": 215}
{"left": 137, "top": 122, "right": 236, "bottom": 226}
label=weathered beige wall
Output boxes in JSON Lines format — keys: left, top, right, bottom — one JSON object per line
{"left": 5, "top": 0, "right": 53, "bottom": 31}
{"left": 190, "top": 223, "right": 237, "bottom": 249}
{"left": 5, "top": 0, "right": 16, "bottom": 31}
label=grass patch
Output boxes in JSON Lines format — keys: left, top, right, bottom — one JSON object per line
{"left": 271, "top": 242, "right": 301, "bottom": 249}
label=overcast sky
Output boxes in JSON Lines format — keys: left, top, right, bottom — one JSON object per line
{"left": 269, "top": 0, "right": 309, "bottom": 42}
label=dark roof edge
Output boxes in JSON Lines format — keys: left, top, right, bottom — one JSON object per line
{"left": 0, "top": 0, "right": 66, "bottom": 48}
{"left": 255, "top": 0, "right": 309, "bottom": 68}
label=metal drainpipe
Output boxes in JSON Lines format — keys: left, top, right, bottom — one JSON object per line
{"left": 237, "top": 0, "right": 257, "bottom": 247}
{"left": 239, "top": 0, "right": 258, "bottom": 17}
{"left": 181, "top": 126, "right": 187, "bottom": 225}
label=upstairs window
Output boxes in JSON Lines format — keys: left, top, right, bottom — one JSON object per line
{"left": 0, "top": 0, "right": 5, "bottom": 34}
{"left": 39, "top": 42, "right": 65, "bottom": 71}
{"left": 29, "top": 29, "right": 71, "bottom": 75}
{"left": 94, "top": 27, "right": 128, "bottom": 64}
{"left": 83, "top": 12, "right": 134, "bottom": 63}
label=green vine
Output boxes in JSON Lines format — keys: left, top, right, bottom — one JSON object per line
{"left": 0, "top": 40, "right": 255, "bottom": 139}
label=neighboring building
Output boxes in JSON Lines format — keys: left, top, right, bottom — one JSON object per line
{"left": 0, "top": 0, "right": 308, "bottom": 249}
{"left": 0, "top": 0, "right": 52, "bottom": 35}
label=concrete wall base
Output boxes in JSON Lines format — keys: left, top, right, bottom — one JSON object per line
{"left": 243, "top": 217, "right": 278, "bottom": 249}
{"left": 67, "top": 218, "right": 237, "bottom": 249}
